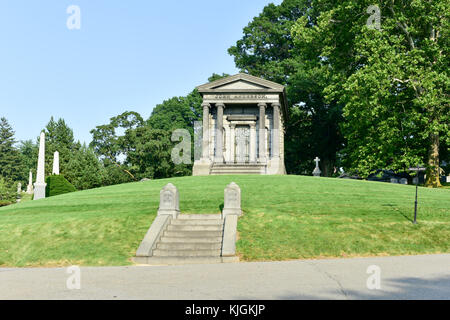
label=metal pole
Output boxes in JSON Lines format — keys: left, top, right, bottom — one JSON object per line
{"left": 413, "top": 166, "right": 419, "bottom": 224}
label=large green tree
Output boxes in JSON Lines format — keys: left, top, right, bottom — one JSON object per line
{"left": 228, "top": 0, "right": 344, "bottom": 176}
{"left": 44, "top": 117, "right": 76, "bottom": 177}
{"left": 0, "top": 117, "right": 23, "bottom": 183}
{"left": 292, "top": 0, "right": 449, "bottom": 186}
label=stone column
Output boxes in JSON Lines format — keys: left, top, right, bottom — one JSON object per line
{"left": 202, "top": 103, "right": 211, "bottom": 159}
{"left": 26, "top": 170, "right": 34, "bottom": 194}
{"left": 272, "top": 103, "right": 281, "bottom": 159}
{"left": 34, "top": 131, "right": 47, "bottom": 200}
{"left": 215, "top": 103, "right": 225, "bottom": 163}
{"left": 52, "top": 151, "right": 60, "bottom": 175}
{"left": 230, "top": 123, "right": 236, "bottom": 163}
{"left": 258, "top": 103, "right": 267, "bottom": 163}
{"left": 249, "top": 123, "right": 256, "bottom": 163}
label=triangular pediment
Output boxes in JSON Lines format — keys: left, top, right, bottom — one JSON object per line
{"left": 197, "top": 73, "right": 285, "bottom": 92}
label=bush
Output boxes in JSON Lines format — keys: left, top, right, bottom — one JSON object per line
{"left": 0, "top": 200, "right": 13, "bottom": 207}
{"left": 0, "top": 177, "right": 16, "bottom": 203}
{"left": 45, "top": 175, "right": 76, "bottom": 197}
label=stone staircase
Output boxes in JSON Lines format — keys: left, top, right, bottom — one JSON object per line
{"left": 142, "top": 214, "right": 238, "bottom": 265}
{"left": 210, "top": 163, "right": 266, "bottom": 175}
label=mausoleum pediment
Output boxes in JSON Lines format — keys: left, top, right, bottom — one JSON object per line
{"left": 212, "top": 80, "right": 269, "bottom": 90}
{"left": 197, "top": 73, "right": 285, "bottom": 92}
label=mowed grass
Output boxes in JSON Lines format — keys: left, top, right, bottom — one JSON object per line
{"left": 0, "top": 175, "right": 449, "bottom": 267}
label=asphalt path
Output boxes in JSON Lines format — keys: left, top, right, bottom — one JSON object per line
{"left": 0, "top": 254, "right": 449, "bottom": 300}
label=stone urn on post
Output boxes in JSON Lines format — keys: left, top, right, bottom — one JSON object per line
{"left": 222, "top": 182, "right": 242, "bottom": 218}
{"left": 157, "top": 183, "right": 180, "bottom": 219}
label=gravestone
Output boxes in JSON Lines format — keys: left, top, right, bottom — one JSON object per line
{"left": 222, "top": 182, "right": 242, "bottom": 217}
{"left": 313, "top": 157, "right": 321, "bottom": 177}
{"left": 390, "top": 178, "right": 398, "bottom": 184}
{"left": 412, "top": 177, "right": 419, "bottom": 185}
{"left": 157, "top": 183, "right": 180, "bottom": 218}
{"left": 34, "top": 132, "right": 47, "bottom": 200}
{"left": 52, "top": 151, "right": 60, "bottom": 175}
{"left": 17, "top": 182, "right": 22, "bottom": 194}
{"left": 26, "top": 170, "right": 33, "bottom": 194}
{"left": 400, "top": 178, "right": 408, "bottom": 185}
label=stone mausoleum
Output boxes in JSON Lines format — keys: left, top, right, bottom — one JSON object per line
{"left": 193, "top": 73, "right": 288, "bottom": 175}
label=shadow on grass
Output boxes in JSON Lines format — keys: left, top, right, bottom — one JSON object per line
{"left": 382, "top": 203, "right": 414, "bottom": 223}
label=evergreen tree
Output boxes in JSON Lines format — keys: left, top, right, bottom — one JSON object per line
{"left": 65, "top": 144, "right": 103, "bottom": 190}
{"left": 0, "top": 117, "right": 23, "bottom": 183}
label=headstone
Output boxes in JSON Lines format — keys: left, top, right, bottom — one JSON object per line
{"left": 26, "top": 170, "right": 34, "bottom": 194}
{"left": 390, "top": 178, "right": 398, "bottom": 184}
{"left": 222, "top": 182, "right": 242, "bottom": 217}
{"left": 313, "top": 157, "right": 321, "bottom": 177}
{"left": 412, "top": 177, "right": 419, "bottom": 185}
{"left": 157, "top": 183, "right": 180, "bottom": 218}
{"left": 400, "top": 178, "right": 408, "bottom": 185}
{"left": 52, "top": 151, "right": 60, "bottom": 175}
{"left": 34, "top": 132, "right": 47, "bottom": 200}
{"left": 17, "top": 182, "right": 22, "bottom": 194}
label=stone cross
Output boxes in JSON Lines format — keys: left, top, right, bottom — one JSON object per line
{"left": 52, "top": 151, "right": 60, "bottom": 175}
{"left": 313, "top": 157, "right": 322, "bottom": 177}
{"left": 222, "top": 182, "right": 242, "bottom": 217}
{"left": 157, "top": 183, "right": 180, "bottom": 218}
{"left": 26, "top": 170, "right": 34, "bottom": 194}
{"left": 33, "top": 131, "right": 47, "bottom": 200}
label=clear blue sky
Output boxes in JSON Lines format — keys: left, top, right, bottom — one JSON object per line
{"left": 0, "top": 0, "right": 281, "bottom": 144}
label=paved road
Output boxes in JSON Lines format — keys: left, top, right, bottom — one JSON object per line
{"left": 0, "top": 254, "right": 449, "bottom": 300}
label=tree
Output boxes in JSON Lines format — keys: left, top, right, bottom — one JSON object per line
{"left": 0, "top": 117, "right": 23, "bottom": 182}
{"left": 65, "top": 143, "right": 103, "bottom": 190}
{"left": 44, "top": 117, "right": 76, "bottom": 177}
{"left": 228, "top": 0, "right": 345, "bottom": 176}
{"left": 292, "top": 0, "right": 449, "bottom": 186}
{"left": 18, "top": 140, "right": 38, "bottom": 183}
{"left": 90, "top": 111, "right": 144, "bottom": 181}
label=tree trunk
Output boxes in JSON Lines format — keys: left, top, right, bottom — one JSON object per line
{"left": 425, "top": 133, "right": 442, "bottom": 188}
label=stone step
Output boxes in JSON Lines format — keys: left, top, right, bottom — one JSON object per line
{"left": 167, "top": 224, "right": 223, "bottom": 232}
{"left": 171, "top": 219, "right": 223, "bottom": 226}
{"left": 161, "top": 237, "right": 223, "bottom": 243}
{"left": 153, "top": 249, "right": 221, "bottom": 257}
{"left": 177, "top": 214, "right": 222, "bottom": 220}
{"left": 164, "top": 230, "right": 223, "bottom": 238}
{"left": 133, "top": 256, "right": 239, "bottom": 266}
{"left": 157, "top": 242, "right": 222, "bottom": 250}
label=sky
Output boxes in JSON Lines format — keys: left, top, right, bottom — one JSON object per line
{"left": 0, "top": 0, "right": 282, "bottom": 145}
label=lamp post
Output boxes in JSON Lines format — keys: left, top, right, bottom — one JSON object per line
{"left": 409, "top": 166, "right": 426, "bottom": 224}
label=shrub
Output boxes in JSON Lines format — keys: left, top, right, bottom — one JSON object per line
{"left": 45, "top": 175, "right": 76, "bottom": 197}
{"left": 0, "top": 177, "right": 16, "bottom": 204}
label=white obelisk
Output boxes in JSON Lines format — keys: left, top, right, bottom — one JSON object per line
{"left": 26, "top": 170, "right": 34, "bottom": 194}
{"left": 34, "top": 132, "right": 47, "bottom": 200}
{"left": 52, "top": 151, "right": 60, "bottom": 175}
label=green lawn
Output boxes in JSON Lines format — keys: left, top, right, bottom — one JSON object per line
{"left": 0, "top": 175, "right": 449, "bottom": 267}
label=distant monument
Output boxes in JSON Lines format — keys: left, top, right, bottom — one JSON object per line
{"left": 313, "top": 157, "right": 321, "bottom": 177}
{"left": 26, "top": 170, "right": 34, "bottom": 194}
{"left": 52, "top": 151, "right": 60, "bottom": 175}
{"left": 34, "top": 132, "right": 47, "bottom": 200}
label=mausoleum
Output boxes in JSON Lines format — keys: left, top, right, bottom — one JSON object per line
{"left": 193, "top": 73, "right": 288, "bottom": 175}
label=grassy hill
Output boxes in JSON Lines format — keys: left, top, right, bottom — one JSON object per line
{"left": 0, "top": 175, "right": 449, "bottom": 267}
